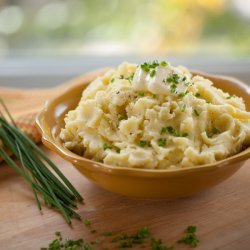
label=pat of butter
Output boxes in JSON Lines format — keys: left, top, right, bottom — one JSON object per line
{"left": 132, "top": 64, "right": 189, "bottom": 96}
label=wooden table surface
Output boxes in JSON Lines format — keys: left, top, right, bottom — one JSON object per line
{"left": 1, "top": 73, "right": 250, "bottom": 250}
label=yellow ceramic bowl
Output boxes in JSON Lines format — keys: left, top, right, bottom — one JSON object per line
{"left": 36, "top": 69, "right": 250, "bottom": 199}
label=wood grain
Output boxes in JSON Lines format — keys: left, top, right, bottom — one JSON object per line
{"left": 1, "top": 72, "right": 250, "bottom": 250}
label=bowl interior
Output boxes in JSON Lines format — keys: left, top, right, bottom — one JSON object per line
{"left": 37, "top": 70, "right": 250, "bottom": 173}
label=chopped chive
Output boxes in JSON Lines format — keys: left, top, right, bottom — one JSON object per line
{"left": 160, "top": 127, "right": 167, "bottom": 134}
{"left": 160, "top": 61, "right": 168, "bottom": 67}
{"left": 181, "top": 104, "right": 187, "bottom": 112}
{"left": 166, "top": 126, "right": 175, "bottom": 134}
{"left": 195, "top": 92, "right": 201, "bottom": 97}
{"left": 138, "top": 92, "right": 145, "bottom": 97}
{"left": 150, "top": 69, "right": 156, "bottom": 77}
{"left": 110, "top": 78, "right": 115, "bottom": 83}
{"left": 0, "top": 101, "right": 83, "bottom": 224}
{"left": 118, "top": 115, "right": 126, "bottom": 121}
{"left": 157, "top": 138, "right": 166, "bottom": 147}
{"left": 226, "top": 95, "right": 235, "bottom": 99}
{"left": 193, "top": 109, "right": 199, "bottom": 116}
{"left": 83, "top": 219, "right": 91, "bottom": 226}
{"left": 212, "top": 128, "right": 221, "bottom": 134}
{"left": 103, "top": 143, "right": 112, "bottom": 150}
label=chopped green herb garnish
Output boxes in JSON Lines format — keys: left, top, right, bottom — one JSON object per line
{"left": 177, "top": 225, "right": 199, "bottom": 248}
{"left": 182, "top": 76, "right": 187, "bottom": 81}
{"left": 83, "top": 219, "right": 91, "bottom": 226}
{"left": 157, "top": 138, "right": 166, "bottom": 147}
{"left": 115, "top": 147, "right": 121, "bottom": 153}
{"left": 178, "top": 90, "right": 188, "bottom": 98}
{"left": 195, "top": 92, "right": 201, "bottom": 97}
{"left": 160, "top": 61, "right": 168, "bottom": 67}
{"left": 126, "top": 74, "right": 134, "bottom": 82}
{"left": 187, "top": 225, "right": 197, "bottom": 234}
{"left": 181, "top": 104, "right": 187, "bottom": 112}
{"left": 139, "top": 140, "right": 151, "bottom": 147}
{"left": 138, "top": 92, "right": 145, "bottom": 97}
{"left": 119, "top": 240, "right": 133, "bottom": 248}
{"left": 167, "top": 73, "right": 180, "bottom": 84}
{"left": 166, "top": 126, "right": 175, "bottom": 134}
{"left": 41, "top": 232, "right": 91, "bottom": 250}
{"left": 212, "top": 128, "right": 221, "bottom": 134}
{"left": 193, "top": 109, "right": 199, "bottom": 116}
{"left": 182, "top": 132, "right": 189, "bottom": 137}
{"left": 140, "top": 61, "right": 160, "bottom": 73}
{"left": 226, "top": 95, "right": 235, "bottom": 99}
{"left": 110, "top": 78, "right": 115, "bottom": 83}
{"left": 150, "top": 69, "right": 156, "bottom": 77}
{"left": 103, "top": 143, "right": 112, "bottom": 150}
{"left": 172, "top": 73, "right": 179, "bottom": 83}
{"left": 152, "top": 94, "right": 157, "bottom": 99}
{"left": 170, "top": 84, "right": 177, "bottom": 93}
{"left": 160, "top": 127, "right": 167, "bottom": 134}
{"left": 120, "top": 75, "right": 124, "bottom": 79}
{"left": 139, "top": 140, "right": 147, "bottom": 147}
{"left": 118, "top": 115, "right": 126, "bottom": 121}
{"left": 120, "top": 233, "right": 128, "bottom": 240}
{"left": 103, "top": 231, "right": 115, "bottom": 237}
{"left": 151, "top": 238, "right": 174, "bottom": 250}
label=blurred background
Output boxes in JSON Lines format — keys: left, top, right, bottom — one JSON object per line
{"left": 0, "top": 0, "right": 249, "bottom": 88}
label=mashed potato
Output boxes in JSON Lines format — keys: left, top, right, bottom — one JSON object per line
{"left": 60, "top": 61, "right": 250, "bottom": 169}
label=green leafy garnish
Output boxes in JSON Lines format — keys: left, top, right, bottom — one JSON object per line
{"left": 195, "top": 92, "right": 201, "bottom": 97}
{"left": 177, "top": 225, "right": 199, "bottom": 248}
{"left": 212, "top": 128, "right": 221, "bottom": 134}
{"left": 157, "top": 138, "right": 166, "bottom": 147}
{"left": 170, "top": 84, "right": 177, "bottom": 93}
{"left": 167, "top": 73, "right": 179, "bottom": 84}
{"left": 150, "top": 69, "right": 156, "bottom": 77}
{"left": 83, "top": 219, "right": 91, "bottom": 226}
{"left": 160, "top": 61, "right": 168, "bottom": 67}
{"left": 178, "top": 90, "right": 189, "bottom": 98}
{"left": 226, "top": 95, "right": 235, "bottom": 99}
{"left": 193, "top": 109, "right": 199, "bottom": 116}
{"left": 126, "top": 74, "right": 134, "bottom": 82}
{"left": 151, "top": 238, "right": 174, "bottom": 250}
{"left": 41, "top": 232, "right": 91, "bottom": 250}
{"left": 181, "top": 104, "right": 187, "bottom": 112}
{"left": 118, "top": 115, "right": 127, "bottom": 121}
{"left": 138, "top": 92, "right": 145, "bottom": 97}
{"left": 139, "top": 140, "right": 151, "bottom": 148}
{"left": 110, "top": 78, "right": 115, "bottom": 83}
{"left": 103, "top": 143, "right": 112, "bottom": 150}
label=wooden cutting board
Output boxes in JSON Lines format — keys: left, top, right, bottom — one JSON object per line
{"left": 1, "top": 71, "right": 250, "bottom": 250}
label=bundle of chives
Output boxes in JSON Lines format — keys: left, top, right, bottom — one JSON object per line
{"left": 0, "top": 100, "right": 83, "bottom": 224}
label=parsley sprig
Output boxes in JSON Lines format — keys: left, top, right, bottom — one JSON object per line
{"left": 177, "top": 225, "right": 199, "bottom": 248}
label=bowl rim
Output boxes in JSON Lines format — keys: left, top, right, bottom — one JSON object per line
{"left": 36, "top": 69, "right": 250, "bottom": 177}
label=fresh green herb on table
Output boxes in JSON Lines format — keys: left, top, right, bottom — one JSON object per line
{"left": 177, "top": 225, "right": 199, "bottom": 248}
{"left": 0, "top": 100, "right": 83, "bottom": 225}
{"left": 41, "top": 225, "right": 199, "bottom": 249}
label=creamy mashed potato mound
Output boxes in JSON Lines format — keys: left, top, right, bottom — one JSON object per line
{"left": 60, "top": 61, "right": 250, "bottom": 169}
